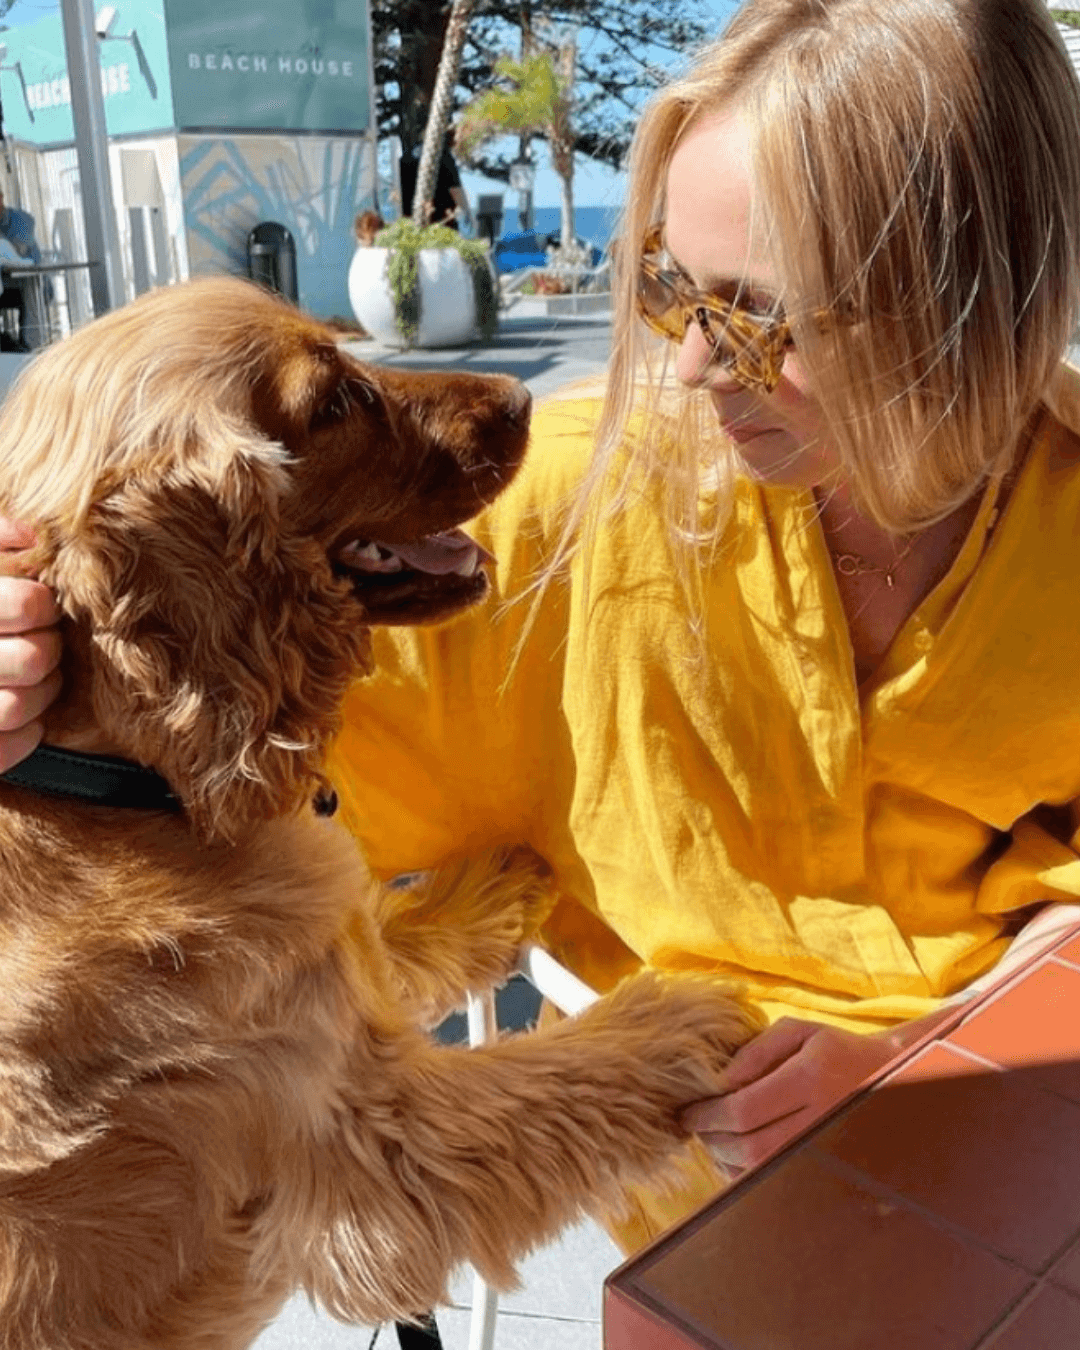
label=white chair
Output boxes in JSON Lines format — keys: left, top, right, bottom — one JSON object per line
{"left": 464, "top": 944, "right": 600, "bottom": 1350}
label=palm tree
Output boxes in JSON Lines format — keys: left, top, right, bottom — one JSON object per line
{"left": 456, "top": 45, "right": 577, "bottom": 246}
{"left": 411, "top": 0, "right": 476, "bottom": 225}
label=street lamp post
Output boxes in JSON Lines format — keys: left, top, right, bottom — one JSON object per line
{"left": 59, "top": 0, "right": 125, "bottom": 314}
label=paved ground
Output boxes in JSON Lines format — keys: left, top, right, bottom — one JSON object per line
{"left": 340, "top": 296, "right": 613, "bottom": 401}
{"left": 254, "top": 300, "right": 621, "bottom": 1350}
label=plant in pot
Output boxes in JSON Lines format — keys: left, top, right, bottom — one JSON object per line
{"left": 348, "top": 217, "right": 498, "bottom": 349}
{"left": 349, "top": 0, "right": 499, "bottom": 350}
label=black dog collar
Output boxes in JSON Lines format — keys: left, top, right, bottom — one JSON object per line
{"left": 0, "top": 744, "right": 340, "bottom": 819}
{"left": 0, "top": 744, "right": 181, "bottom": 811}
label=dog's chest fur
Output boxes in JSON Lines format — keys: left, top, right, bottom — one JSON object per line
{"left": 0, "top": 797, "right": 401, "bottom": 1173}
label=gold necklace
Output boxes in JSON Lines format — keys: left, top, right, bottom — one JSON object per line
{"left": 832, "top": 535, "right": 918, "bottom": 590}
{"left": 811, "top": 488, "right": 921, "bottom": 591}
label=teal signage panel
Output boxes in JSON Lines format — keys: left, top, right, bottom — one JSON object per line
{"left": 162, "top": 0, "right": 370, "bottom": 132}
{"left": 0, "top": 1, "right": 174, "bottom": 145}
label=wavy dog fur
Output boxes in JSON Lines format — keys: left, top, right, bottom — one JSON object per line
{"left": 0, "top": 278, "right": 761, "bottom": 1349}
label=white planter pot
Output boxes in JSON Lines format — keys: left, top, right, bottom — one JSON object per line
{"left": 348, "top": 245, "right": 479, "bottom": 348}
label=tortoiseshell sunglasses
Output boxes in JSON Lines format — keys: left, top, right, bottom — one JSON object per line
{"left": 636, "top": 224, "right": 794, "bottom": 395}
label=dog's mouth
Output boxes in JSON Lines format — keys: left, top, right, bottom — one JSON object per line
{"left": 333, "top": 528, "right": 494, "bottom": 624}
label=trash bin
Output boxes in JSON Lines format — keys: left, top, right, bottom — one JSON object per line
{"left": 247, "top": 221, "right": 298, "bottom": 302}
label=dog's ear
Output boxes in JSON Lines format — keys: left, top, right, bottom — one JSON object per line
{"left": 49, "top": 425, "right": 372, "bottom": 844}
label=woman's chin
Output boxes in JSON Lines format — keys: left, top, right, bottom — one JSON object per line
{"left": 731, "top": 428, "right": 822, "bottom": 488}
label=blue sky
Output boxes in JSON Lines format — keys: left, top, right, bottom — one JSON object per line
{"left": 0, "top": 0, "right": 742, "bottom": 207}
{"left": 1, "top": 0, "right": 53, "bottom": 19}
{"left": 463, "top": 0, "right": 741, "bottom": 209}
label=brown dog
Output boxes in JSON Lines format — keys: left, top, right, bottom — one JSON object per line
{"left": 0, "top": 278, "right": 759, "bottom": 1348}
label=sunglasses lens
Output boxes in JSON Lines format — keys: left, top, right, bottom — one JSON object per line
{"left": 637, "top": 232, "right": 787, "bottom": 393}
{"left": 698, "top": 305, "right": 782, "bottom": 393}
{"left": 695, "top": 306, "right": 740, "bottom": 363}
{"left": 637, "top": 270, "right": 689, "bottom": 341}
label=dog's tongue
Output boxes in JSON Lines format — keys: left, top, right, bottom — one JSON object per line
{"left": 375, "top": 529, "right": 493, "bottom": 576}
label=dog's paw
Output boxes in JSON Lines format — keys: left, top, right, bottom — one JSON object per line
{"left": 583, "top": 971, "right": 765, "bottom": 1108}
{"left": 491, "top": 844, "right": 553, "bottom": 944}
{"left": 425, "top": 843, "right": 554, "bottom": 993}
{"left": 376, "top": 844, "right": 557, "bottom": 1025}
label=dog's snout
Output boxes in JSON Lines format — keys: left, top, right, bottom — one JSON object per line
{"left": 503, "top": 380, "right": 532, "bottom": 429}
{"left": 445, "top": 375, "right": 531, "bottom": 452}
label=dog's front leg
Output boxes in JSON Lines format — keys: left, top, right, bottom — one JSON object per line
{"left": 369, "top": 844, "right": 552, "bottom": 1025}
{"left": 295, "top": 969, "right": 762, "bottom": 1326}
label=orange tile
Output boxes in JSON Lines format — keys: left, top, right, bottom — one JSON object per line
{"left": 1053, "top": 934, "right": 1080, "bottom": 968}
{"left": 618, "top": 1150, "right": 1027, "bottom": 1350}
{"left": 603, "top": 1285, "right": 703, "bottom": 1350}
{"left": 948, "top": 962, "right": 1080, "bottom": 1104}
{"left": 885, "top": 1042, "right": 992, "bottom": 1084}
{"left": 812, "top": 1060, "right": 1080, "bottom": 1268}
{"left": 977, "top": 1284, "right": 1080, "bottom": 1349}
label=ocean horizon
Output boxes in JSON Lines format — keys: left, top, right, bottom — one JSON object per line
{"left": 511, "top": 204, "right": 622, "bottom": 250}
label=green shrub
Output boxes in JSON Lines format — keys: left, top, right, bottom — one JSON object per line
{"left": 374, "top": 219, "right": 498, "bottom": 346}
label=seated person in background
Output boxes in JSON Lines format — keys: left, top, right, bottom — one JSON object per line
{"left": 0, "top": 236, "right": 28, "bottom": 351}
{"left": 0, "top": 191, "right": 47, "bottom": 350}
{"left": 0, "top": 190, "right": 42, "bottom": 267}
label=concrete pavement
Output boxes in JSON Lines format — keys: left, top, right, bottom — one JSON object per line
{"left": 340, "top": 296, "right": 613, "bottom": 401}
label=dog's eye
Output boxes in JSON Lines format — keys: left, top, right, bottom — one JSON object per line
{"left": 313, "top": 378, "right": 379, "bottom": 428}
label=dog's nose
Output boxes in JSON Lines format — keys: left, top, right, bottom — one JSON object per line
{"left": 498, "top": 378, "right": 531, "bottom": 430}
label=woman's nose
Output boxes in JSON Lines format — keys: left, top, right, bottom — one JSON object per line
{"left": 674, "top": 319, "right": 737, "bottom": 391}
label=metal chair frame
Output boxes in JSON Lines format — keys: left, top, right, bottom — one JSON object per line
{"left": 464, "top": 945, "right": 600, "bottom": 1350}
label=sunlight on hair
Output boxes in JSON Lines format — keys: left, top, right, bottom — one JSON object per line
{"left": 517, "top": 0, "right": 1080, "bottom": 649}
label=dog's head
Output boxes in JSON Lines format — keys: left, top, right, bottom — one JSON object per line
{"left": 0, "top": 278, "right": 530, "bottom": 842}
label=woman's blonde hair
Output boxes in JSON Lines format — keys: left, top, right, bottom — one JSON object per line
{"left": 576, "top": 0, "right": 1080, "bottom": 576}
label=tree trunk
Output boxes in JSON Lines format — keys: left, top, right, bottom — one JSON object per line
{"left": 392, "top": 1, "right": 452, "bottom": 157}
{"left": 557, "top": 37, "right": 576, "bottom": 246}
{"left": 412, "top": 0, "right": 476, "bottom": 225}
{"left": 517, "top": 0, "right": 533, "bottom": 232}
{"left": 558, "top": 166, "right": 575, "bottom": 249}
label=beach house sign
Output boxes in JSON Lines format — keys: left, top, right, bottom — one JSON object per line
{"left": 163, "top": 0, "right": 370, "bottom": 133}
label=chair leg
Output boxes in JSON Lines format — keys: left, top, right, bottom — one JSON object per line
{"left": 465, "top": 989, "right": 500, "bottom": 1350}
{"left": 467, "top": 1273, "right": 499, "bottom": 1350}
{"left": 433, "top": 960, "right": 598, "bottom": 1350}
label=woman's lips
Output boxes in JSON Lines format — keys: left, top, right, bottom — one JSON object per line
{"left": 720, "top": 419, "right": 772, "bottom": 444}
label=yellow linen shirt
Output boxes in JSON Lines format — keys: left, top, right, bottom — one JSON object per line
{"left": 328, "top": 374, "right": 1080, "bottom": 1033}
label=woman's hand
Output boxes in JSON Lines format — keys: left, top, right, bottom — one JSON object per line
{"left": 0, "top": 517, "right": 62, "bottom": 772}
{"left": 681, "top": 1009, "right": 954, "bottom": 1172}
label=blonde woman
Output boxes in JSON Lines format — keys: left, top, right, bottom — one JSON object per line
{"left": 6, "top": 0, "right": 1080, "bottom": 1250}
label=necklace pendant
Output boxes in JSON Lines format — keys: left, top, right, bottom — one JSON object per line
{"left": 886, "top": 572, "right": 895, "bottom": 588}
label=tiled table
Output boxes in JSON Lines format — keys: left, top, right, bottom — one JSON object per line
{"left": 605, "top": 923, "right": 1080, "bottom": 1350}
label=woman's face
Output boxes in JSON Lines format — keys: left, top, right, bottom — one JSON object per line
{"left": 664, "top": 108, "right": 840, "bottom": 489}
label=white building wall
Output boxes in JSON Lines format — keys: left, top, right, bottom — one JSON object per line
{"left": 0, "top": 127, "right": 375, "bottom": 330}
